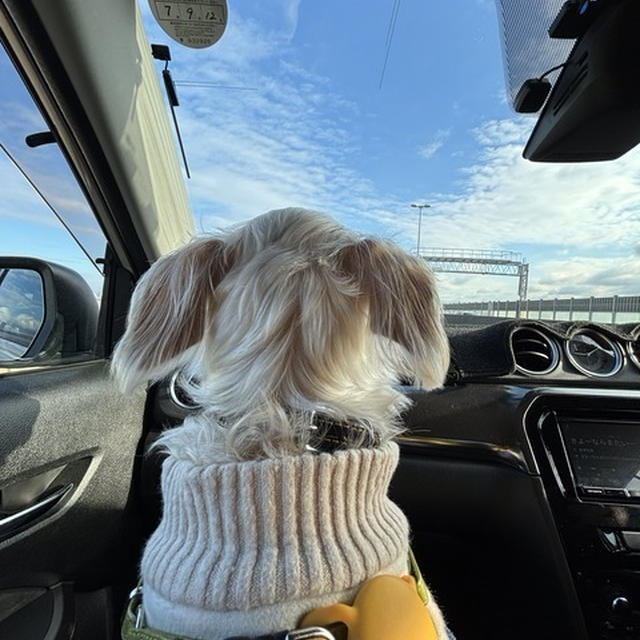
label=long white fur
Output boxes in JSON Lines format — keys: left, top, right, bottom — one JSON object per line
{"left": 111, "top": 208, "right": 450, "bottom": 463}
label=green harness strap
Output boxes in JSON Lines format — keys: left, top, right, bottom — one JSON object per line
{"left": 408, "top": 547, "right": 430, "bottom": 607}
{"left": 122, "top": 551, "right": 430, "bottom": 640}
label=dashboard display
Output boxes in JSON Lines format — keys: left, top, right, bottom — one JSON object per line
{"left": 561, "top": 419, "right": 640, "bottom": 495}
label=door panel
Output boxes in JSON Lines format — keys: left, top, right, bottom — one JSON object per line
{"left": 0, "top": 361, "right": 146, "bottom": 637}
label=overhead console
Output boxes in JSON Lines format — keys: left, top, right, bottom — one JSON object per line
{"left": 526, "top": 394, "right": 640, "bottom": 639}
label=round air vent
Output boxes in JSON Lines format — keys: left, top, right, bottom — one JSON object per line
{"left": 169, "top": 371, "right": 200, "bottom": 410}
{"left": 565, "top": 329, "right": 623, "bottom": 378}
{"left": 512, "top": 327, "right": 560, "bottom": 375}
{"left": 628, "top": 338, "right": 640, "bottom": 370}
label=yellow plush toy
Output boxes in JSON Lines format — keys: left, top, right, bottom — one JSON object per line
{"left": 300, "top": 574, "right": 439, "bottom": 640}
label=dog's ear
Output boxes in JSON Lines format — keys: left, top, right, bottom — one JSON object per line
{"left": 111, "top": 237, "right": 232, "bottom": 392}
{"left": 337, "top": 239, "right": 450, "bottom": 389}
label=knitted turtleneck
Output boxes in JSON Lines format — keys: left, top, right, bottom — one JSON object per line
{"left": 141, "top": 442, "right": 412, "bottom": 639}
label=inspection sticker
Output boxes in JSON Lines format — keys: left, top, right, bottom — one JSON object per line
{"left": 149, "top": 0, "right": 228, "bottom": 49}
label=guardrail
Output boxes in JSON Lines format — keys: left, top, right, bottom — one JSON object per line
{"left": 444, "top": 295, "right": 640, "bottom": 324}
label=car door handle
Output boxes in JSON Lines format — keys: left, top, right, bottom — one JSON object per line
{"left": 0, "top": 483, "right": 74, "bottom": 537}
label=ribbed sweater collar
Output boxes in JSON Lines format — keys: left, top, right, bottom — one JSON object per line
{"left": 141, "top": 442, "right": 409, "bottom": 613}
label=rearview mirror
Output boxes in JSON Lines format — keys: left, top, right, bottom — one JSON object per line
{"left": 524, "top": 0, "right": 640, "bottom": 162}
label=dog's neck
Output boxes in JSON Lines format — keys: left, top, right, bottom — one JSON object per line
{"left": 206, "top": 409, "right": 381, "bottom": 453}
{"left": 155, "top": 385, "right": 407, "bottom": 465}
{"left": 170, "top": 353, "right": 411, "bottom": 463}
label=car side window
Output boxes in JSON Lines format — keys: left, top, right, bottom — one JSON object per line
{"left": 0, "top": 42, "right": 107, "bottom": 366}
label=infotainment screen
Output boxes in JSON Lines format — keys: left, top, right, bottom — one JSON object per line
{"left": 560, "top": 419, "right": 640, "bottom": 495}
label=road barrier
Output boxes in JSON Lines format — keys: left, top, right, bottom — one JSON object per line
{"left": 444, "top": 295, "right": 640, "bottom": 324}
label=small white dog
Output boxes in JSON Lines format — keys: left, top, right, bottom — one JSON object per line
{"left": 113, "top": 208, "right": 451, "bottom": 640}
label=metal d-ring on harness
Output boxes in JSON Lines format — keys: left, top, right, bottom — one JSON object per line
{"left": 285, "top": 629, "right": 337, "bottom": 640}
{"left": 129, "top": 585, "right": 145, "bottom": 630}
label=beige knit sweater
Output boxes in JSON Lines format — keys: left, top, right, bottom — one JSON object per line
{"left": 141, "top": 442, "right": 445, "bottom": 639}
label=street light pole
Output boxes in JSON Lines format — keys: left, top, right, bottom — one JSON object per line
{"left": 411, "top": 202, "right": 431, "bottom": 256}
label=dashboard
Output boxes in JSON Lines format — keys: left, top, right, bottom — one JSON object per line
{"left": 447, "top": 318, "right": 640, "bottom": 386}
{"left": 511, "top": 323, "right": 639, "bottom": 381}
{"left": 397, "top": 318, "right": 640, "bottom": 639}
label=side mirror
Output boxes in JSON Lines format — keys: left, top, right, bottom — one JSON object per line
{"left": 0, "top": 257, "right": 98, "bottom": 364}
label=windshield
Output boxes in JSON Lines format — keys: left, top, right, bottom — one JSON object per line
{"left": 141, "top": 1, "right": 640, "bottom": 326}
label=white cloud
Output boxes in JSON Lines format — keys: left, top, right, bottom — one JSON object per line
{"left": 418, "top": 128, "right": 451, "bottom": 159}
{"left": 535, "top": 256, "right": 640, "bottom": 298}
{"left": 281, "top": 0, "right": 302, "bottom": 38}
{"left": 0, "top": 155, "right": 66, "bottom": 228}
{"left": 426, "top": 118, "right": 640, "bottom": 255}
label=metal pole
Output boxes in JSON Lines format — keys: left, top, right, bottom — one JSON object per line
{"left": 411, "top": 203, "right": 431, "bottom": 256}
{"left": 518, "top": 263, "right": 529, "bottom": 302}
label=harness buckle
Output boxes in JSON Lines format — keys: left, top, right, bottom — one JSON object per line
{"left": 285, "top": 627, "right": 336, "bottom": 640}
{"left": 128, "top": 584, "right": 146, "bottom": 630}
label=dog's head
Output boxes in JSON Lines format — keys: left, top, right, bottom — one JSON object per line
{"left": 111, "top": 208, "right": 449, "bottom": 456}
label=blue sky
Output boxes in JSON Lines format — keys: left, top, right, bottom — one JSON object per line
{"left": 140, "top": 0, "right": 640, "bottom": 303}
{"left": 150, "top": 0, "right": 512, "bottom": 234}
{"left": 1, "top": 0, "right": 639, "bottom": 304}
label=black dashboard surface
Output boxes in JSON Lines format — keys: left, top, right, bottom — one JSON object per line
{"left": 396, "top": 318, "right": 640, "bottom": 639}
{"left": 448, "top": 318, "right": 640, "bottom": 386}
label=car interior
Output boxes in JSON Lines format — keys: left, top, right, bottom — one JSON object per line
{"left": 1, "top": 1, "right": 640, "bottom": 639}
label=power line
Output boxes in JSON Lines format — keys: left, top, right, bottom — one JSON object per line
{"left": 383, "top": 0, "right": 397, "bottom": 51}
{"left": 379, "top": 0, "right": 401, "bottom": 89}
{"left": 0, "top": 142, "right": 103, "bottom": 276}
